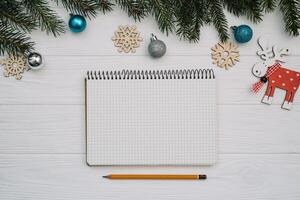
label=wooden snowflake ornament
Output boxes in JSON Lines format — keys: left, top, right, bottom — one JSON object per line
{"left": 111, "top": 25, "right": 143, "bottom": 53}
{"left": 0, "top": 56, "right": 29, "bottom": 80}
{"left": 211, "top": 42, "right": 240, "bottom": 70}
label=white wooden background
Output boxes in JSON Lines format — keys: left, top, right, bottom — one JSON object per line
{"left": 1, "top": 5, "right": 300, "bottom": 200}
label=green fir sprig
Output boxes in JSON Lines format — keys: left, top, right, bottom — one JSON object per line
{"left": 23, "top": 0, "right": 65, "bottom": 36}
{"left": 0, "top": 23, "right": 35, "bottom": 56}
{"left": 0, "top": 0, "right": 36, "bottom": 32}
{"left": 279, "top": 0, "right": 300, "bottom": 36}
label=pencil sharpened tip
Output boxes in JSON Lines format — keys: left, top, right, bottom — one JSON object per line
{"left": 198, "top": 174, "right": 207, "bottom": 179}
{"left": 103, "top": 175, "right": 109, "bottom": 179}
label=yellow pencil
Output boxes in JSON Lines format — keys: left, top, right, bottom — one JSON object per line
{"left": 103, "top": 174, "right": 207, "bottom": 180}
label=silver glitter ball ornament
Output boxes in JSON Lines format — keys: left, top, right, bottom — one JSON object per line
{"left": 148, "top": 34, "right": 166, "bottom": 58}
{"left": 27, "top": 52, "right": 44, "bottom": 70}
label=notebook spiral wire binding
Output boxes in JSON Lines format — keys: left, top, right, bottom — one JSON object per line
{"left": 87, "top": 69, "right": 215, "bottom": 80}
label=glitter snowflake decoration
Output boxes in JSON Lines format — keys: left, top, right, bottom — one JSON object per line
{"left": 211, "top": 42, "right": 240, "bottom": 70}
{"left": 0, "top": 56, "right": 29, "bottom": 80}
{"left": 111, "top": 25, "right": 143, "bottom": 53}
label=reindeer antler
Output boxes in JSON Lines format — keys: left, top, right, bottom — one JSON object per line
{"left": 257, "top": 37, "right": 273, "bottom": 61}
{"left": 272, "top": 45, "right": 290, "bottom": 63}
{"left": 256, "top": 37, "right": 290, "bottom": 63}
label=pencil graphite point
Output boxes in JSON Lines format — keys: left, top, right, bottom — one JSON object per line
{"left": 198, "top": 174, "right": 207, "bottom": 179}
{"left": 103, "top": 175, "right": 110, "bottom": 179}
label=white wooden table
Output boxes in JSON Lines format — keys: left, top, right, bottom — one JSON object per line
{"left": 1, "top": 7, "right": 300, "bottom": 200}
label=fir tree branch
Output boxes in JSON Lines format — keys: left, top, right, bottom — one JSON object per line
{"left": 22, "top": 0, "right": 65, "bottom": 37}
{"left": 175, "top": 0, "right": 197, "bottom": 41}
{"left": 116, "top": 0, "right": 151, "bottom": 21}
{"left": 0, "top": 0, "right": 36, "bottom": 32}
{"left": 209, "top": 0, "right": 229, "bottom": 42}
{"left": 260, "top": 0, "right": 277, "bottom": 12}
{"left": 279, "top": 0, "right": 300, "bottom": 36}
{"left": 222, "top": 0, "right": 244, "bottom": 17}
{"left": 188, "top": 0, "right": 209, "bottom": 41}
{"left": 199, "top": 1, "right": 212, "bottom": 24}
{"left": 0, "top": 23, "right": 35, "bottom": 56}
{"left": 98, "top": 0, "right": 114, "bottom": 14}
{"left": 175, "top": 0, "right": 214, "bottom": 42}
{"left": 223, "top": 0, "right": 263, "bottom": 23}
{"left": 150, "top": 0, "right": 175, "bottom": 35}
{"left": 55, "top": 0, "right": 99, "bottom": 19}
{"left": 243, "top": 0, "right": 263, "bottom": 23}
{"left": 185, "top": 16, "right": 201, "bottom": 42}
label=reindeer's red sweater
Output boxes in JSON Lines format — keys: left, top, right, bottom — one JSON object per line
{"left": 266, "top": 64, "right": 300, "bottom": 102}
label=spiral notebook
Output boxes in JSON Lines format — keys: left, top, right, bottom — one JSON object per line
{"left": 85, "top": 69, "right": 217, "bottom": 166}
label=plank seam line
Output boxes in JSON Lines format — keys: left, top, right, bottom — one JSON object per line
{"left": 0, "top": 103, "right": 299, "bottom": 106}
{"left": 0, "top": 153, "right": 299, "bottom": 155}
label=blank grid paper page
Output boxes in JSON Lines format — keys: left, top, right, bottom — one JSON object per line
{"left": 86, "top": 71, "right": 217, "bottom": 165}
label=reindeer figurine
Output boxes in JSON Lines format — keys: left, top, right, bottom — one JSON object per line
{"left": 252, "top": 37, "right": 300, "bottom": 110}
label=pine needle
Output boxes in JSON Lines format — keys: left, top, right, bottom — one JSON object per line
{"left": 150, "top": 0, "right": 175, "bottom": 35}
{"left": 279, "top": 0, "right": 300, "bottom": 36}
{"left": 175, "top": 0, "right": 198, "bottom": 42}
{"left": 99, "top": 0, "right": 114, "bottom": 14}
{"left": 0, "top": 24, "right": 34, "bottom": 56}
{"left": 116, "top": 0, "right": 151, "bottom": 21}
{"left": 22, "top": 0, "right": 65, "bottom": 37}
{"left": 260, "top": 0, "right": 277, "bottom": 12}
{"left": 209, "top": 0, "right": 229, "bottom": 42}
{"left": 55, "top": 0, "right": 99, "bottom": 19}
{"left": 0, "top": 0, "right": 36, "bottom": 32}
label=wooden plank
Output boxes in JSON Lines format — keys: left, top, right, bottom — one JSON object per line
{"left": 0, "top": 154, "right": 299, "bottom": 200}
{"left": 0, "top": 56, "right": 300, "bottom": 105}
{"left": 0, "top": 105, "right": 299, "bottom": 154}
{"left": 28, "top": 7, "right": 300, "bottom": 56}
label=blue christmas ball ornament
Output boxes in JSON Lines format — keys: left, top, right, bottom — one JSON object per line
{"left": 232, "top": 25, "right": 253, "bottom": 43}
{"left": 68, "top": 14, "right": 86, "bottom": 33}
